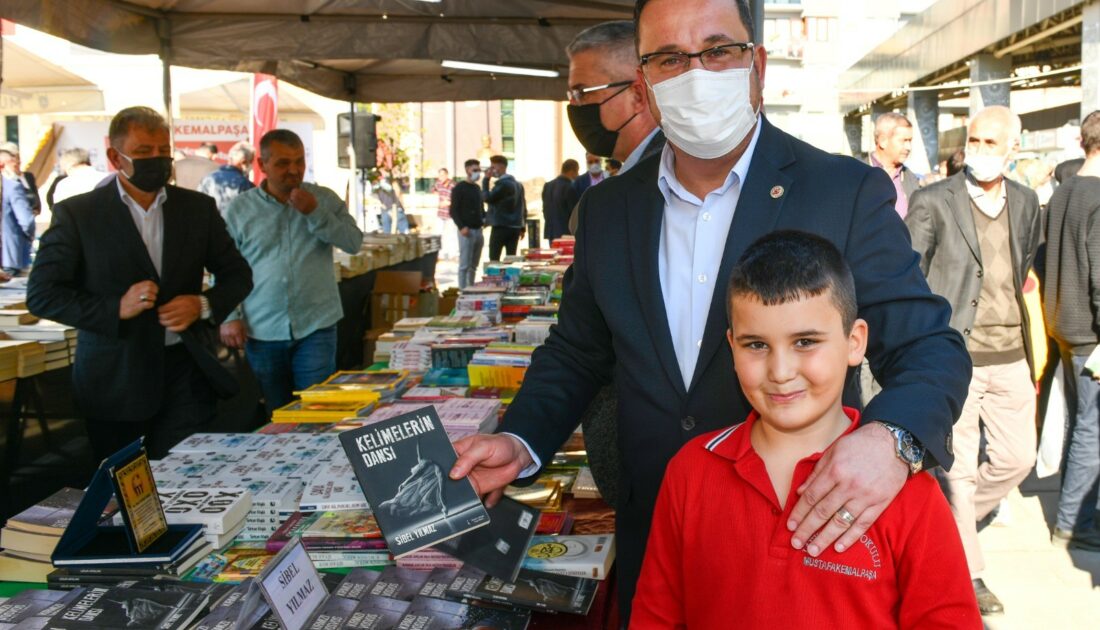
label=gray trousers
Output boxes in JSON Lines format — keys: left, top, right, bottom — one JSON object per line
{"left": 457, "top": 227, "right": 483, "bottom": 289}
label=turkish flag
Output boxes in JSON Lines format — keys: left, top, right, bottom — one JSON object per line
{"left": 250, "top": 73, "right": 278, "bottom": 185}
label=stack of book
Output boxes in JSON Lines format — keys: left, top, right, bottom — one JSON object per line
{"left": 437, "top": 397, "right": 501, "bottom": 434}
{"left": 386, "top": 341, "right": 433, "bottom": 371}
{"left": 42, "top": 339, "right": 72, "bottom": 370}
{"left": 467, "top": 343, "right": 535, "bottom": 389}
{"left": 0, "top": 488, "right": 83, "bottom": 582}
{"left": 271, "top": 399, "right": 377, "bottom": 423}
{"left": 400, "top": 385, "right": 469, "bottom": 402}
{"left": 0, "top": 339, "right": 46, "bottom": 377}
{"left": 514, "top": 315, "right": 556, "bottom": 346}
{"left": 297, "top": 461, "right": 369, "bottom": 512}
{"left": 110, "top": 489, "right": 253, "bottom": 550}
{"left": 265, "top": 511, "right": 391, "bottom": 569}
{"left": 0, "top": 319, "right": 76, "bottom": 342}
{"left": 31, "top": 580, "right": 222, "bottom": 628}
{"left": 322, "top": 369, "right": 411, "bottom": 402}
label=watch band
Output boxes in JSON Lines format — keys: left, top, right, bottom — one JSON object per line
{"left": 874, "top": 421, "right": 925, "bottom": 475}
{"left": 199, "top": 295, "right": 212, "bottom": 320}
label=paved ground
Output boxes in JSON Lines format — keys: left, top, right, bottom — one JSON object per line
{"left": 981, "top": 473, "right": 1100, "bottom": 629}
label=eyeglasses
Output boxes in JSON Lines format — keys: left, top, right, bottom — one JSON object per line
{"left": 640, "top": 42, "right": 755, "bottom": 82}
{"left": 566, "top": 80, "right": 634, "bottom": 105}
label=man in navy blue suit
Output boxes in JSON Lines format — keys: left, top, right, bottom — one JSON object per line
{"left": 451, "top": 0, "right": 970, "bottom": 620}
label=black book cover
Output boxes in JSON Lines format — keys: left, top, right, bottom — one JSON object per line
{"left": 332, "top": 568, "right": 383, "bottom": 600}
{"left": 449, "top": 567, "right": 598, "bottom": 616}
{"left": 344, "top": 596, "right": 410, "bottom": 630}
{"left": 367, "top": 567, "right": 431, "bottom": 602}
{"left": 416, "top": 567, "right": 460, "bottom": 600}
{"left": 435, "top": 497, "right": 539, "bottom": 583}
{"left": 41, "top": 585, "right": 208, "bottom": 630}
{"left": 190, "top": 582, "right": 259, "bottom": 630}
{"left": 339, "top": 407, "right": 489, "bottom": 558}
{"left": 0, "top": 589, "right": 78, "bottom": 629}
{"left": 397, "top": 596, "right": 530, "bottom": 630}
{"left": 304, "top": 596, "right": 358, "bottom": 630}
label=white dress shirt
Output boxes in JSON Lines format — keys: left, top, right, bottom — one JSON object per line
{"left": 510, "top": 119, "right": 762, "bottom": 478}
{"left": 115, "top": 177, "right": 178, "bottom": 345}
{"left": 657, "top": 119, "right": 761, "bottom": 388}
{"left": 964, "top": 168, "right": 1008, "bottom": 218}
{"left": 621, "top": 127, "right": 662, "bottom": 174}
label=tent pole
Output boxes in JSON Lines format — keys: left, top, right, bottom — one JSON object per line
{"left": 157, "top": 18, "right": 174, "bottom": 141}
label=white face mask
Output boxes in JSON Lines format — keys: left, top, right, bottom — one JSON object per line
{"left": 650, "top": 67, "right": 759, "bottom": 160}
{"left": 966, "top": 151, "right": 1008, "bottom": 182}
{"left": 588, "top": 162, "right": 603, "bottom": 176}
{"left": 468, "top": 171, "right": 481, "bottom": 183}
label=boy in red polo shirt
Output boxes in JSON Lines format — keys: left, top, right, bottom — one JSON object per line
{"left": 631, "top": 231, "right": 980, "bottom": 629}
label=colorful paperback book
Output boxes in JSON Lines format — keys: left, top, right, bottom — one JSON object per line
{"left": 522, "top": 534, "right": 615, "bottom": 580}
{"left": 339, "top": 407, "right": 490, "bottom": 558}
{"left": 301, "top": 511, "right": 381, "bottom": 539}
{"left": 295, "top": 384, "right": 383, "bottom": 404}
{"left": 323, "top": 370, "right": 409, "bottom": 390}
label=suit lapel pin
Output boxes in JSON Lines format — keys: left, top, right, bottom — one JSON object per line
{"left": 770, "top": 185, "right": 785, "bottom": 199}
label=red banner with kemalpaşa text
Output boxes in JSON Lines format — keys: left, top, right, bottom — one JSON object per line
{"left": 250, "top": 73, "right": 278, "bottom": 185}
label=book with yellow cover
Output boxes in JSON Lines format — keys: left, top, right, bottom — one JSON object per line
{"left": 323, "top": 369, "right": 409, "bottom": 390}
{"left": 271, "top": 399, "right": 377, "bottom": 423}
{"left": 295, "top": 383, "right": 383, "bottom": 404}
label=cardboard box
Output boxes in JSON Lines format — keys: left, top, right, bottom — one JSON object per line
{"left": 416, "top": 289, "right": 440, "bottom": 318}
{"left": 438, "top": 289, "right": 459, "bottom": 316}
{"left": 370, "top": 271, "right": 423, "bottom": 330}
{"left": 363, "top": 327, "right": 389, "bottom": 366}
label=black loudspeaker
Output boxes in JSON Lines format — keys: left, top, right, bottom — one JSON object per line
{"left": 337, "top": 112, "right": 380, "bottom": 169}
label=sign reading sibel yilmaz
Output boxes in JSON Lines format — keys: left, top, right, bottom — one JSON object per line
{"left": 254, "top": 538, "right": 328, "bottom": 630}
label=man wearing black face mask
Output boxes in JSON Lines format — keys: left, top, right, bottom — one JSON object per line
{"left": 565, "top": 20, "right": 664, "bottom": 235}
{"left": 27, "top": 106, "right": 253, "bottom": 460}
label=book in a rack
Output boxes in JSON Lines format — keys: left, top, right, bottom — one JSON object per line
{"left": 339, "top": 406, "right": 490, "bottom": 558}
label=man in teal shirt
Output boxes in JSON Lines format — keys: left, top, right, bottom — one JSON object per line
{"left": 220, "top": 129, "right": 363, "bottom": 412}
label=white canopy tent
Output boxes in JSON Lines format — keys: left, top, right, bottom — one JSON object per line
{"left": 0, "top": 0, "right": 637, "bottom": 104}
{"left": 0, "top": 36, "right": 104, "bottom": 115}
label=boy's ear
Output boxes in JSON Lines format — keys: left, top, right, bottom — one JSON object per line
{"left": 727, "top": 328, "right": 735, "bottom": 350}
{"left": 847, "top": 318, "right": 869, "bottom": 367}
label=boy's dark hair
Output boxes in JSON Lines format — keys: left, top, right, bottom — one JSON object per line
{"left": 727, "top": 230, "right": 857, "bottom": 332}
{"left": 463, "top": 158, "right": 480, "bottom": 168}
{"left": 489, "top": 155, "right": 508, "bottom": 167}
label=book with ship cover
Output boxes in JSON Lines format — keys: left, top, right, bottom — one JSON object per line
{"left": 436, "top": 497, "right": 539, "bottom": 583}
{"left": 446, "top": 567, "right": 599, "bottom": 616}
{"left": 39, "top": 585, "right": 208, "bottom": 630}
{"left": 344, "top": 595, "right": 409, "bottom": 630}
{"left": 396, "top": 596, "right": 530, "bottom": 630}
{"left": 339, "top": 407, "right": 489, "bottom": 558}
{"left": 522, "top": 534, "right": 615, "bottom": 580}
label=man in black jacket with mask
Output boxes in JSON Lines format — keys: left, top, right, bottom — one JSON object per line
{"left": 28, "top": 106, "right": 253, "bottom": 460}
{"left": 451, "top": 158, "right": 486, "bottom": 289}
{"left": 482, "top": 155, "right": 526, "bottom": 261}
{"left": 565, "top": 20, "right": 665, "bottom": 234}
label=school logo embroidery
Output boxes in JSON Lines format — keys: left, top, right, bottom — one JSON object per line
{"left": 801, "top": 534, "right": 882, "bottom": 582}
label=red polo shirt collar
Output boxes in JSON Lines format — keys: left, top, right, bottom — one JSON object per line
{"left": 705, "top": 407, "right": 862, "bottom": 509}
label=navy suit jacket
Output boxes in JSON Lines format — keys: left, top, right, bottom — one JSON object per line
{"left": 499, "top": 116, "right": 970, "bottom": 613}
